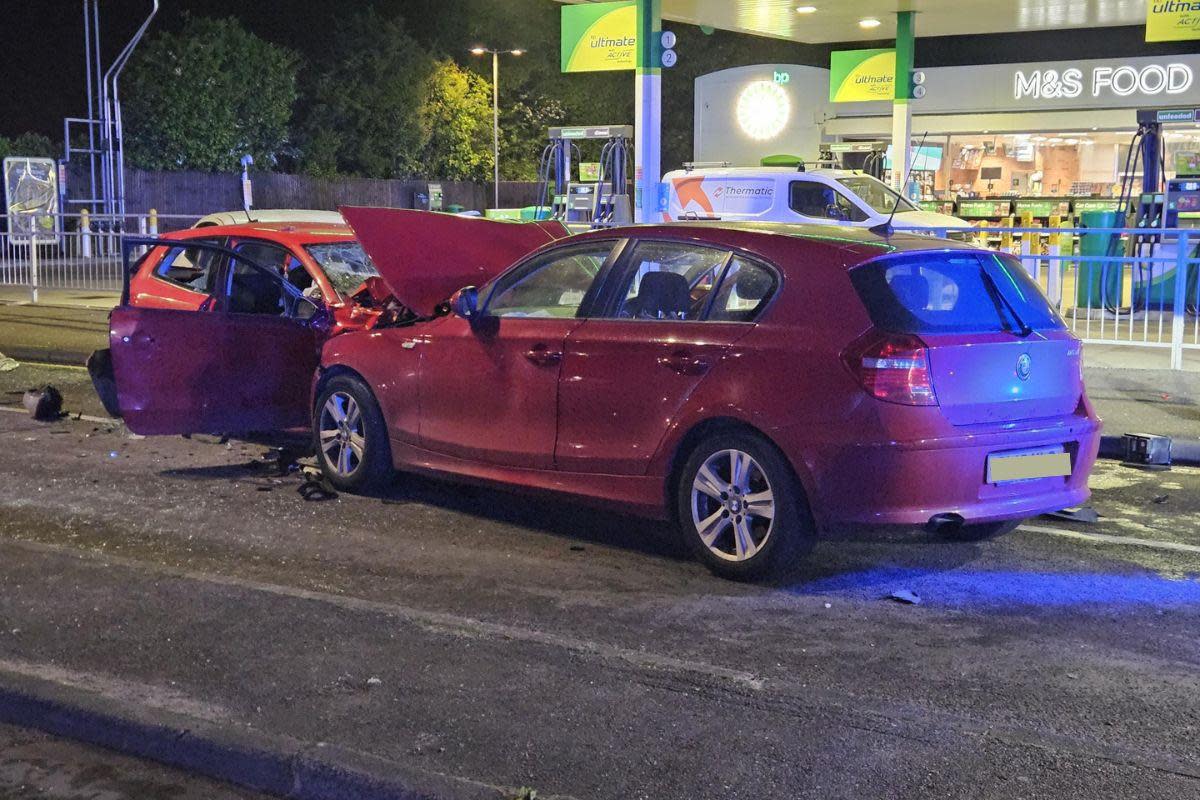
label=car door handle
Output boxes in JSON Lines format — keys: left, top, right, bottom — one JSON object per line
{"left": 660, "top": 350, "right": 710, "bottom": 375}
{"left": 524, "top": 344, "right": 563, "bottom": 367}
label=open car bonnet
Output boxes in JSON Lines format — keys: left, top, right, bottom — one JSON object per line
{"left": 339, "top": 207, "right": 570, "bottom": 317}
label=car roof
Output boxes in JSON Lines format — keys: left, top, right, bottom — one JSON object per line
{"left": 571, "top": 221, "right": 978, "bottom": 267}
{"left": 665, "top": 166, "right": 863, "bottom": 181}
{"left": 167, "top": 221, "right": 356, "bottom": 245}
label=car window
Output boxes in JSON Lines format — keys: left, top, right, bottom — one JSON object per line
{"left": 304, "top": 242, "right": 378, "bottom": 297}
{"left": 840, "top": 175, "right": 916, "bottom": 214}
{"left": 789, "top": 181, "right": 868, "bottom": 222}
{"left": 609, "top": 242, "right": 729, "bottom": 321}
{"left": 226, "top": 256, "right": 291, "bottom": 316}
{"left": 154, "top": 241, "right": 224, "bottom": 294}
{"left": 486, "top": 243, "right": 612, "bottom": 319}
{"left": 706, "top": 256, "right": 778, "bottom": 323}
{"left": 235, "top": 240, "right": 319, "bottom": 298}
{"left": 849, "top": 252, "right": 1065, "bottom": 334}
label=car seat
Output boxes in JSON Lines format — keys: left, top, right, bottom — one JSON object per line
{"left": 626, "top": 271, "right": 690, "bottom": 319}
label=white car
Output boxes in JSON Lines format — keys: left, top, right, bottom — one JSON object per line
{"left": 663, "top": 166, "right": 967, "bottom": 234}
{"left": 192, "top": 209, "right": 345, "bottom": 228}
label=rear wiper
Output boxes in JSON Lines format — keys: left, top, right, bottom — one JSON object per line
{"left": 979, "top": 269, "right": 1032, "bottom": 337}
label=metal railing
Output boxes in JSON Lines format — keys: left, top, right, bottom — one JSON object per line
{"left": 1, "top": 212, "right": 1196, "bottom": 370}
{"left": 0, "top": 211, "right": 198, "bottom": 301}
{"left": 897, "top": 224, "right": 1200, "bottom": 370}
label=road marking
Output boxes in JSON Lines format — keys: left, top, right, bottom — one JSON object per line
{"left": 0, "top": 405, "right": 118, "bottom": 426}
{"left": 0, "top": 656, "right": 231, "bottom": 724}
{"left": 0, "top": 536, "right": 766, "bottom": 692}
{"left": 1020, "top": 524, "right": 1200, "bottom": 555}
{"left": 13, "top": 360, "right": 91, "bottom": 372}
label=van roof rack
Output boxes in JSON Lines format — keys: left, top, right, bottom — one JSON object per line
{"left": 681, "top": 161, "right": 731, "bottom": 172}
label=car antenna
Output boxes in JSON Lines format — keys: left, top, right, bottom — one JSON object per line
{"left": 870, "top": 130, "right": 927, "bottom": 237}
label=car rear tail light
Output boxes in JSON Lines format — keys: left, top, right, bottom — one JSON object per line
{"left": 842, "top": 329, "right": 938, "bottom": 406}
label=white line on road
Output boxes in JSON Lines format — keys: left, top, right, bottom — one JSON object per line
{"left": 7, "top": 360, "right": 91, "bottom": 371}
{"left": 0, "top": 407, "right": 118, "bottom": 424}
{"left": 1020, "top": 524, "right": 1200, "bottom": 555}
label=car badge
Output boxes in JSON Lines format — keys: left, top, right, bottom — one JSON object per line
{"left": 1016, "top": 353, "right": 1032, "bottom": 381}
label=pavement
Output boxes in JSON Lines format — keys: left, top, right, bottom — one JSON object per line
{"left": 0, "top": 366, "right": 1198, "bottom": 798}
{"left": 0, "top": 722, "right": 268, "bottom": 799}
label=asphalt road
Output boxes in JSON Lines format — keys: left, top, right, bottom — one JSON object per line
{"left": 0, "top": 365, "right": 1198, "bottom": 799}
{"left": 0, "top": 722, "right": 268, "bottom": 800}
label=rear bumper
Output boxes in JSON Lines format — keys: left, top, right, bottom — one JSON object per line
{"left": 793, "top": 416, "right": 1102, "bottom": 529}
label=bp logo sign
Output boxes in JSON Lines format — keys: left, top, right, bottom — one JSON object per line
{"left": 561, "top": 1, "right": 637, "bottom": 73}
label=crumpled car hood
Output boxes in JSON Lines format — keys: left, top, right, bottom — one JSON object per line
{"left": 339, "top": 207, "right": 569, "bottom": 317}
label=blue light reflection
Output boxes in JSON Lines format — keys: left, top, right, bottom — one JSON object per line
{"left": 787, "top": 567, "right": 1200, "bottom": 608}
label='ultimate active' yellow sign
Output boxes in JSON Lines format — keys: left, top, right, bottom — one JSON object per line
{"left": 829, "top": 49, "right": 896, "bottom": 103}
{"left": 561, "top": 1, "right": 637, "bottom": 73}
{"left": 1146, "top": 1, "right": 1200, "bottom": 41}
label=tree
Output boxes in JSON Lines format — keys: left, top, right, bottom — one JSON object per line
{"left": 500, "top": 91, "right": 567, "bottom": 181}
{"left": 0, "top": 132, "right": 55, "bottom": 162}
{"left": 299, "top": 9, "right": 435, "bottom": 178}
{"left": 122, "top": 16, "right": 299, "bottom": 171}
{"left": 419, "top": 59, "right": 494, "bottom": 182}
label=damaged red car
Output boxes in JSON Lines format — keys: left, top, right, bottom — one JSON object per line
{"left": 100, "top": 209, "right": 1101, "bottom": 580}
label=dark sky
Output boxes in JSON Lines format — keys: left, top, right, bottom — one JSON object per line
{"left": 3, "top": 2, "right": 1196, "bottom": 142}
{"left": 0, "top": 0, "right": 362, "bottom": 139}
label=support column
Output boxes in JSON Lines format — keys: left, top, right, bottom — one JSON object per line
{"left": 890, "top": 10, "right": 915, "bottom": 193}
{"left": 634, "top": 0, "right": 662, "bottom": 223}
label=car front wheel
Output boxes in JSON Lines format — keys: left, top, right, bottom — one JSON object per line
{"left": 677, "top": 430, "right": 813, "bottom": 581}
{"left": 314, "top": 374, "right": 392, "bottom": 493}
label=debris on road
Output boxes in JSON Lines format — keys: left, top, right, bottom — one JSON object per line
{"left": 887, "top": 589, "right": 922, "bottom": 605}
{"left": 1154, "top": 494, "right": 1169, "bottom": 504}
{"left": 298, "top": 466, "right": 338, "bottom": 502}
{"left": 0, "top": 352, "right": 17, "bottom": 372}
{"left": 22, "top": 385, "right": 63, "bottom": 421}
{"left": 1043, "top": 506, "right": 1100, "bottom": 524}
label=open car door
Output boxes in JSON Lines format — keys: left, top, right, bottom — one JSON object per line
{"left": 108, "top": 238, "right": 330, "bottom": 436}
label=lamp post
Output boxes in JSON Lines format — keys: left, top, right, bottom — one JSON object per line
{"left": 470, "top": 46, "right": 525, "bottom": 209}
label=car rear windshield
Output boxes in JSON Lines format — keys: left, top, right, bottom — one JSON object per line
{"left": 849, "top": 251, "right": 1065, "bottom": 335}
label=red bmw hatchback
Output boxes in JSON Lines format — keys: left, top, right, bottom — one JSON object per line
{"left": 106, "top": 210, "right": 1101, "bottom": 580}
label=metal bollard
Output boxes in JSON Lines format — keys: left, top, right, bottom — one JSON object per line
{"left": 149, "top": 208, "right": 158, "bottom": 236}
{"left": 80, "top": 209, "right": 92, "bottom": 258}
{"left": 29, "top": 239, "right": 39, "bottom": 304}
{"left": 1019, "top": 210, "right": 1035, "bottom": 278}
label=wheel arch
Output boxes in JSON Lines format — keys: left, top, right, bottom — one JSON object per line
{"left": 660, "top": 416, "right": 817, "bottom": 525}
{"left": 311, "top": 363, "right": 374, "bottom": 417}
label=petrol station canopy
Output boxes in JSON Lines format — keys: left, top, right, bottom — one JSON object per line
{"left": 557, "top": 1, "right": 1147, "bottom": 42}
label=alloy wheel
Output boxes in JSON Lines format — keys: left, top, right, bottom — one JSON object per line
{"left": 319, "top": 391, "right": 366, "bottom": 478}
{"left": 690, "top": 448, "right": 775, "bottom": 562}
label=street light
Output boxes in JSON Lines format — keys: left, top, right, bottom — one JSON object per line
{"left": 470, "top": 46, "right": 525, "bottom": 209}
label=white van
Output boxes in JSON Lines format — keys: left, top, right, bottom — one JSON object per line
{"left": 193, "top": 209, "right": 345, "bottom": 228}
{"left": 662, "top": 166, "right": 967, "bottom": 234}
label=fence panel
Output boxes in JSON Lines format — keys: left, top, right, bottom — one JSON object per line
{"left": 0, "top": 212, "right": 199, "bottom": 296}
{"left": 897, "top": 224, "right": 1200, "bottom": 370}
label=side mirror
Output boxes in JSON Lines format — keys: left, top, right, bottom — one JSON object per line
{"left": 450, "top": 285, "right": 479, "bottom": 321}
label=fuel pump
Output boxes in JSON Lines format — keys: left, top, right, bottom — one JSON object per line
{"left": 1162, "top": 144, "right": 1200, "bottom": 314}
{"left": 823, "top": 141, "right": 888, "bottom": 180}
{"left": 1093, "top": 112, "right": 1167, "bottom": 312}
{"left": 535, "top": 125, "right": 633, "bottom": 230}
